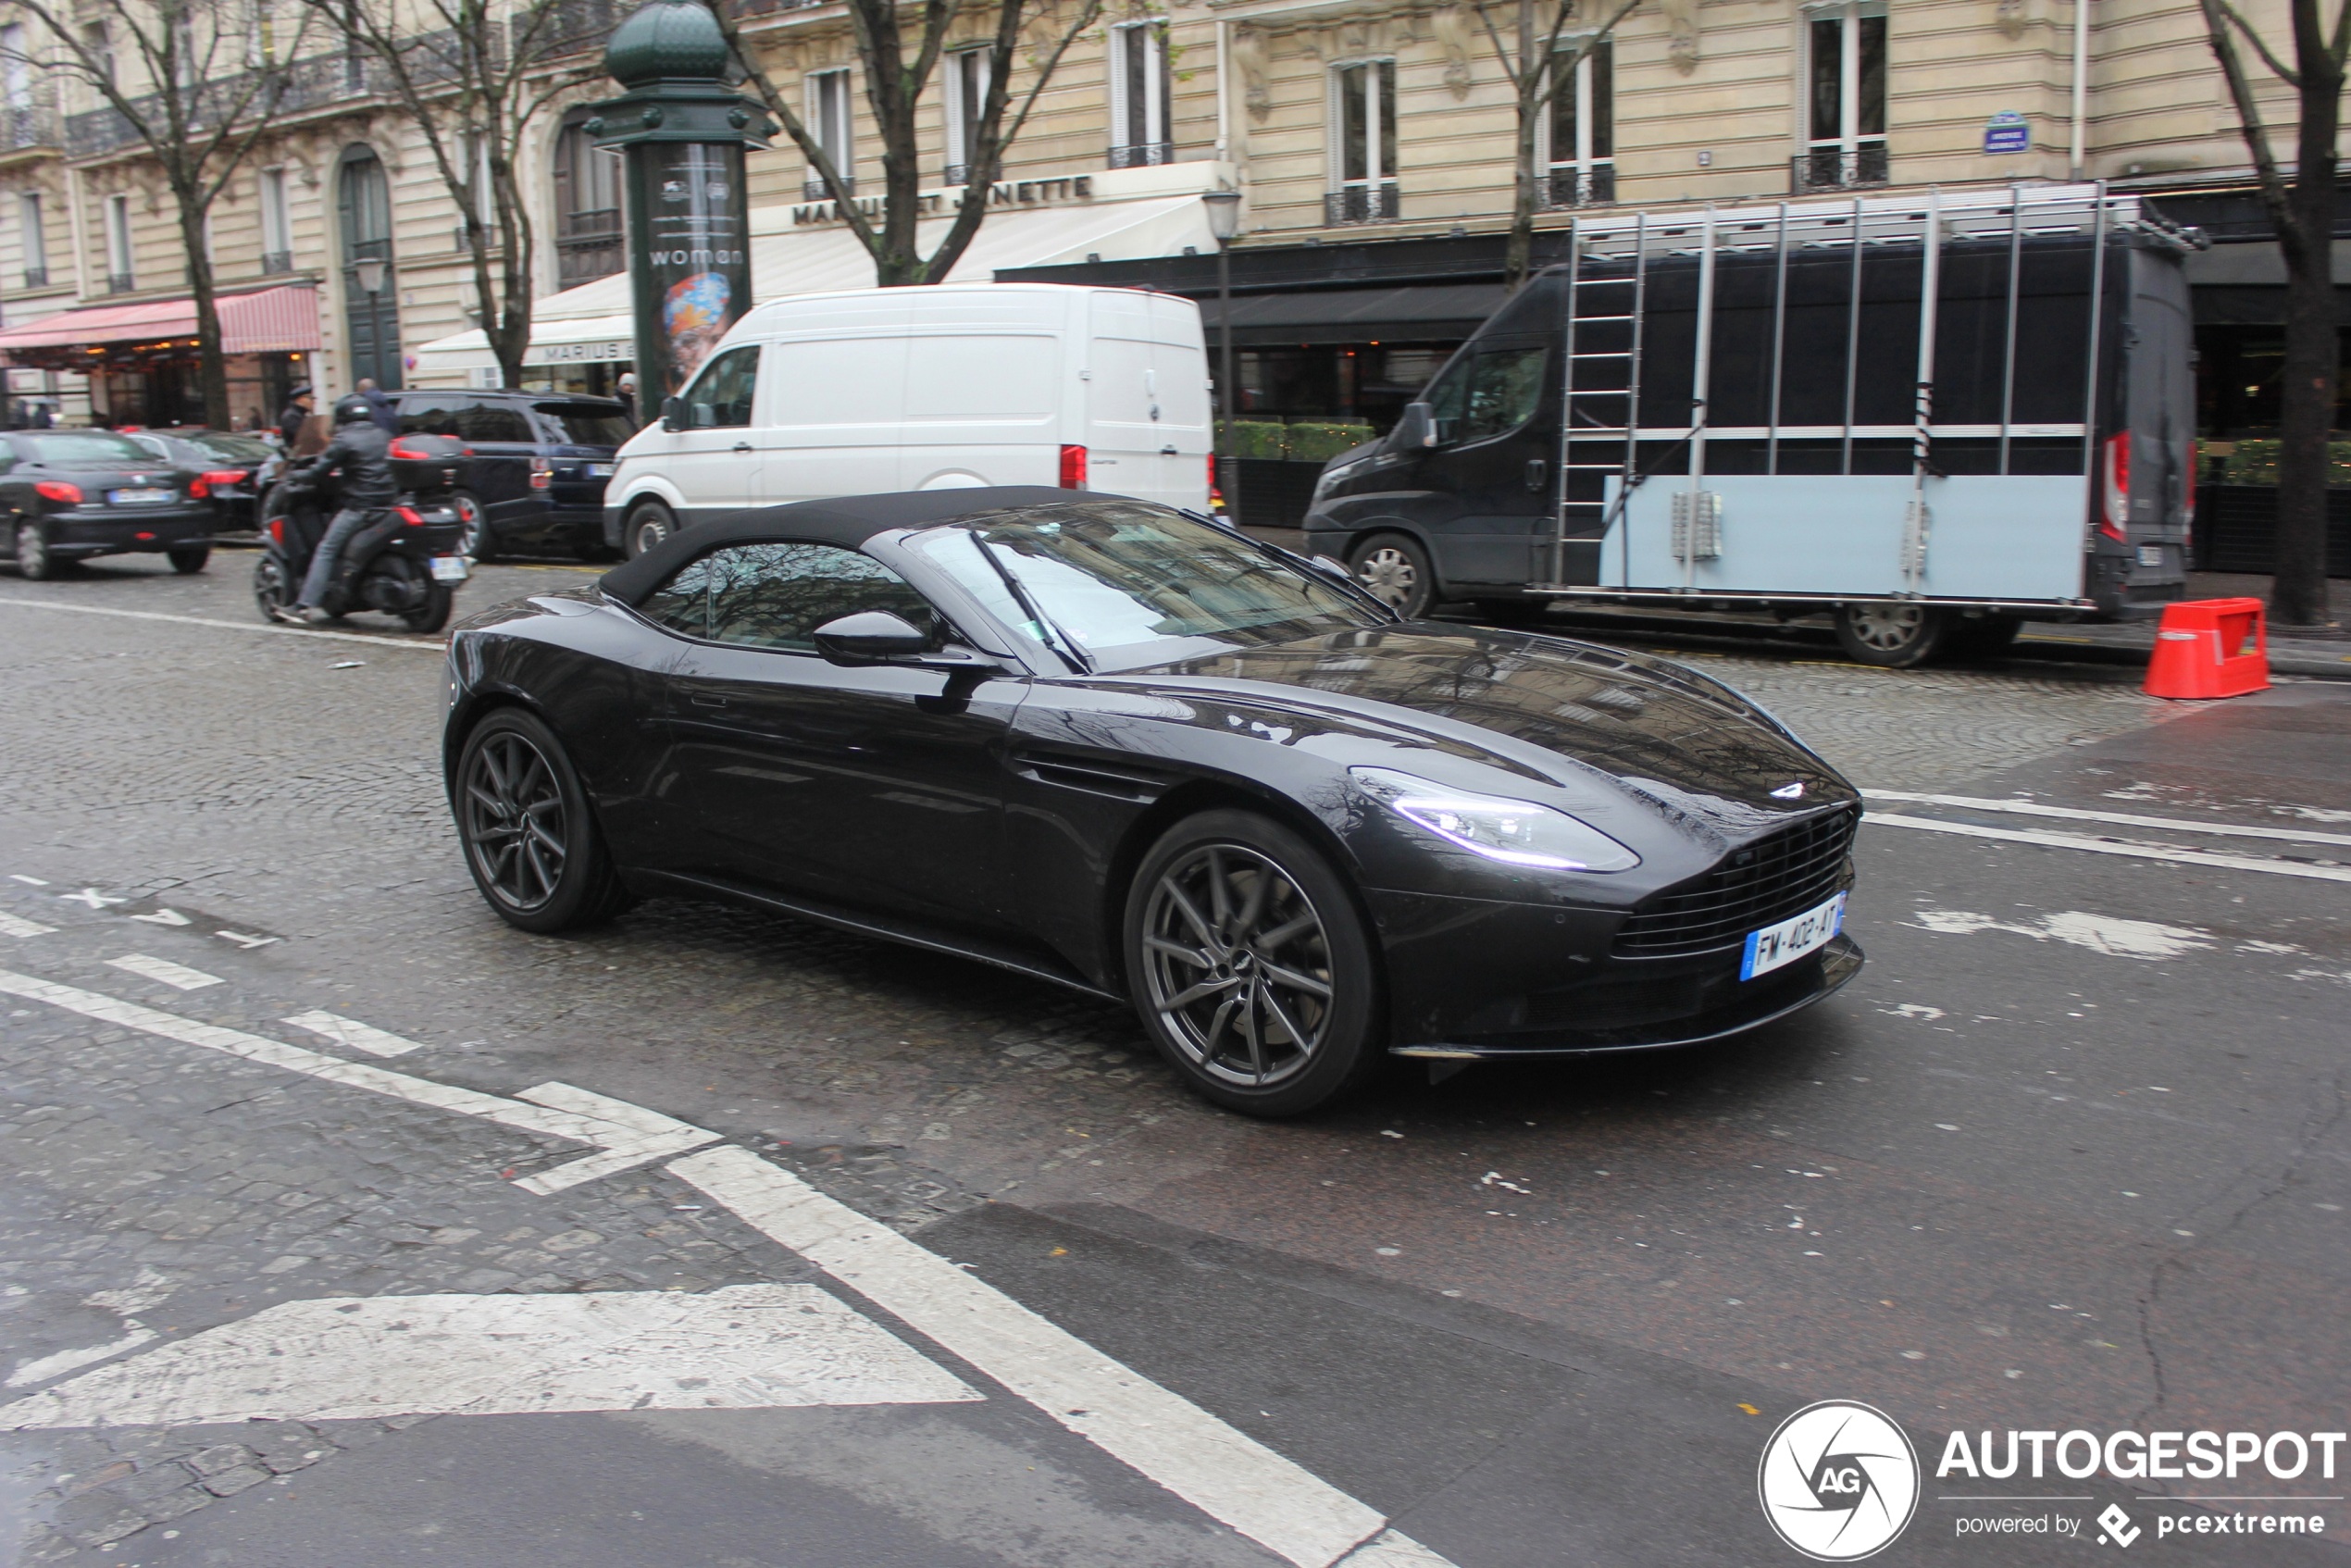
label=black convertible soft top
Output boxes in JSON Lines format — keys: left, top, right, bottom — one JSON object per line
{"left": 598, "top": 486, "right": 1082, "bottom": 607}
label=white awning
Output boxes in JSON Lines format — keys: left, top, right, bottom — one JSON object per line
{"left": 413, "top": 182, "right": 1222, "bottom": 381}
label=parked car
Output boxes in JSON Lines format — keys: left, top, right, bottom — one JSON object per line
{"left": 445, "top": 487, "right": 1860, "bottom": 1118}
{"left": 0, "top": 429, "right": 213, "bottom": 579}
{"left": 388, "top": 390, "right": 633, "bottom": 563}
{"left": 118, "top": 428, "right": 280, "bottom": 534}
{"left": 603, "top": 283, "right": 1213, "bottom": 560}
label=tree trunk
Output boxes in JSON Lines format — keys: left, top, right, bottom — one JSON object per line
{"left": 1503, "top": 84, "right": 1540, "bottom": 293}
{"left": 177, "top": 188, "right": 231, "bottom": 429}
{"left": 2273, "top": 49, "right": 2343, "bottom": 626}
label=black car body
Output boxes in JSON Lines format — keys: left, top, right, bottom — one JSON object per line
{"left": 390, "top": 391, "right": 633, "bottom": 560}
{"left": 0, "top": 429, "right": 214, "bottom": 578}
{"left": 443, "top": 488, "right": 1860, "bottom": 1114}
{"left": 119, "top": 428, "right": 280, "bottom": 532}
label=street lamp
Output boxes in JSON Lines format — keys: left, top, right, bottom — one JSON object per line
{"left": 352, "top": 255, "right": 390, "bottom": 388}
{"left": 1202, "top": 187, "right": 1242, "bottom": 517}
{"left": 353, "top": 255, "right": 388, "bottom": 296}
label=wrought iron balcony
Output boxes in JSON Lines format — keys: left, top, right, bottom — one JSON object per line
{"left": 1792, "top": 141, "right": 1889, "bottom": 193}
{"left": 944, "top": 162, "right": 969, "bottom": 186}
{"left": 1, "top": 104, "right": 59, "bottom": 152}
{"left": 556, "top": 207, "right": 624, "bottom": 287}
{"left": 20, "top": 267, "right": 45, "bottom": 289}
{"left": 106, "top": 271, "right": 134, "bottom": 295}
{"left": 1324, "top": 181, "right": 1399, "bottom": 227}
{"left": 803, "top": 176, "right": 854, "bottom": 202}
{"left": 260, "top": 251, "right": 294, "bottom": 276}
{"left": 1544, "top": 164, "right": 1616, "bottom": 209}
{"left": 1107, "top": 141, "right": 1173, "bottom": 169}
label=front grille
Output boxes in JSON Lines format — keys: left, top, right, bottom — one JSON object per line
{"left": 1613, "top": 808, "right": 1857, "bottom": 958}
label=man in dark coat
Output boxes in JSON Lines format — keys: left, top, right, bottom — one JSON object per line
{"left": 277, "top": 383, "right": 315, "bottom": 449}
{"left": 355, "top": 378, "right": 399, "bottom": 434}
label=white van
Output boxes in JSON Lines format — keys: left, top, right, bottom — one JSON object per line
{"left": 603, "top": 282, "right": 1212, "bottom": 557}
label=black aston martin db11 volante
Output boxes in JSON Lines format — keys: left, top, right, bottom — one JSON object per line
{"left": 443, "top": 487, "right": 1862, "bottom": 1115}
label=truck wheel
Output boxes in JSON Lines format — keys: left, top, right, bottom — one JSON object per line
{"left": 1348, "top": 533, "right": 1436, "bottom": 619}
{"left": 624, "top": 501, "right": 675, "bottom": 560}
{"left": 1835, "top": 602, "right": 1952, "bottom": 668}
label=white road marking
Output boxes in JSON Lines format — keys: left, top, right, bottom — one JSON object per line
{"left": 127, "top": 907, "right": 191, "bottom": 927}
{"left": 58, "top": 889, "right": 124, "bottom": 908}
{"left": 1863, "top": 815, "right": 2351, "bottom": 884}
{"left": 5, "top": 1330, "right": 157, "bottom": 1389}
{"left": 1864, "top": 790, "right": 2351, "bottom": 849}
{"left": 0, "top": 596, "right": 447, "bottom": 651}
{"left": 283, "top": 1009, "right": 428, "bottom": 1058}
{"left": 0, "top": 971, "right": 717, "bottom": 1184}
{"left": 214, "top": 930, "right": 280, "bottom": 948}
{"left": 0, "top": 913, "right": 55, "bottom": 938}
{"left": 106, "top": 954, "right": 223, "bottom": 990}
{"left": 0, "top": 1286, "right": 977, "bottom": 1429}
{"left": 1909, "top": 909, "right": 2213, "bottom": 962}
{"left": 669, "top": 1145, "right": 1453, "bottom": 1568}
{"left": 9, "top": 875, "right": 47, "bottom": 886}
{"left": 510, "top": 1081, "right": 719, "bottom": 1194}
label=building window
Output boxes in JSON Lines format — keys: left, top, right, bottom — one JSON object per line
{"left": 0, "top": 24, "right": 40, "bottom": 155}
{"left": 1326, "top": 59, "right": 1398, "bottom": 225}
{"left": 553, "top": 110, "right": 623, "bottom": 288}
{"left": 19, "top": 191, "right": 45, "bottom": 287}
{"left": 103, "top": 193, "right": 132, "bottom": 292}
{"left": 342, "top": 35, "right": 367, "bottom": 93}
{"left": 1798, "top": 1, "right": 1887, "bottom": 191}
{"left": 1545, "top": 41, "right": 1614, "bottom": 207}
{"left": 247, "top": 0, "right": 278, "bottom": 69}
{"left": 1108, "top": 21, "right": 1170, "bottom": 168}
{"left": 943, "top": 47, "right": 989, "bottom": 185}
{"left": 81, "top": 21, "right": 114, "bottom": 110}
{"left": 805, "top": 68, "right": 853, "bottom": 200}
{"left": 258, "top": 167, "right": 293, "bottom": 275}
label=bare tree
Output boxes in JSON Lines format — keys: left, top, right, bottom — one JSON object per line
{"left": 709, "top": 0, "right": 1102, "bottom": 287}
{"left": 1474, "top": 0, "right": 1638, "bottom": 292}
{"left": 5, "top": 0, "right": 314, "bottom": 427}
{"left": 2201, "top": 0, "right": 2343, "bottom": 626}
{"left": 305, "top": 0, "right": 598, "bottom": 389}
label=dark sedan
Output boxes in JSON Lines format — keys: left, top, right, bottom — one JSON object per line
{"left": 442, "top": 487, "right": 1862, "bottom": 1116}
{"left": 118, "top": 429, "right": 280, "bottom": 533}
{"left": 1, "top": 430, "right": 213, "bottom": 579}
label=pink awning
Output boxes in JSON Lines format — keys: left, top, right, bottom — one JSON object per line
{"left": 0, "top": 284, "right": 323, "bottom": 355}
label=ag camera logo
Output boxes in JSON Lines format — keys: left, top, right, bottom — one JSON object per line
{"left": 1759, "top": 1400, "right": 1922, "bottom": 1561}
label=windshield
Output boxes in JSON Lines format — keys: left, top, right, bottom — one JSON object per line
{"left": 535, "top": 404, "right": 633, "bottom": 448}
{"left": 908, "top": 501, "right": 1382, "bottom": 671}
{"left": 185, "top": 433, "right": 272, "bottom": 464}
{"left": 22, "top": 432, "right": 155, "bottom": 466}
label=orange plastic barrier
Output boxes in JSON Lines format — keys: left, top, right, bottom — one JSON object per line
{"left": 2144, "top": 597, "right": 2270, "bottom": 700}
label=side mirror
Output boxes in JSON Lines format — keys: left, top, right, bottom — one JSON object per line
{"left": 1309, "top": 554, "right": 1353, "bottom": 582}
{"left": 813, "top": 610, "right": 932, "bottom": 666}
{"left": 1393, "top": 402, "right": 1436, "bottom": 450}
{"left": 661, "top": 396, "right": 686, "bottom": 431}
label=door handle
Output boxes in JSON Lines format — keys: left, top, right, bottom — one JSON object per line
{"left": 1525, "top": 458, "right": 1549, "bottom": 492}
{"left": 731, "top": 442, "right": 753, "bottom": 454}
{"left": 690, "top": 692, "right": 728, "bottom": 707}
{"left": 1160, "top": 445, "right": 1178, "bottom": 456}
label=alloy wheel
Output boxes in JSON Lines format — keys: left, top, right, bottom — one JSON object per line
{"left": 1353, "top": 545, "right": 1419, "bottom": 611}
{"left": 16, "top": 522, "right": 52, "bottom": 579}
{"left": 454, "top": 493, "right": 489, "bottom": 559}
{"left": 460, "top": 730, "right": 568, "bottom": 912}
{"left": 1844, "top": 602, "right": 1926, "bottom": 653}
{"left": 1140, "top": 843, "right": 1335, "bottom": 1089}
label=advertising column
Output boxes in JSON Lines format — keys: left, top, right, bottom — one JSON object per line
{"left": 628, "top": 142, "right": 751, "bottom": 399}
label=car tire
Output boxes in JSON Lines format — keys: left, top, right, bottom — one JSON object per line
{"left": 1123, "top": 809, "right": 1384, "bottom": 1118}
{"left": 1835, "top": 602, "right": 1952, "bottom": 668}
{"left": 624, "top": 501, "right": 675, "bottom": 560}
{"left": 454, "top": 707, "right": 633, "bottom": 934}
{"left": 403, "top": 582, "right": 454, "bottom": 635}
{"left": 167, "top": 546, "right": 210, "bottom": 575}
{"left": 1347, "top": 532, "right": 1436, "bottom": 619}
{"left": 1946, "top": 613, "right": 2022, "bottom": 659}
{"left": 252, "top": 554, "right": 292, "bottom": 622}
{"left": 14, "top": 520, "right": 63, "bottom": 580}
{"left": 451, "top": 492, "right": 492, "bottom": 563}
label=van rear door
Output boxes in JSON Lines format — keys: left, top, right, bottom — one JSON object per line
{"left": 1085, "top": 292, "right": 1211, "bottom": 508}
{"left": 2117, "top": 248, "right": 2194, "bottom": 606}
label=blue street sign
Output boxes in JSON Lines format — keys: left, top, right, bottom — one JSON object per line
{"left": 1984, "top": 111, "right": 2031, "bottom": 155}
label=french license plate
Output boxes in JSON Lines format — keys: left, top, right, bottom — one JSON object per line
{"left": 2136, "top": 544, "right": 2164, "bottom": 567}
{"left": 108, "top": 487, "right": 171, "bottom": 505}
{"left": 429, "top": 554, "right": 470, "bottom": 583}
{"left": 1741, "top": 891, "right": 1847, "bottom": 981}
{"left": 585, "top": 462, "right": 615, "bottom": 477}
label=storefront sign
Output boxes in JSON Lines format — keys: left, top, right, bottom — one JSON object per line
{"left": 790, "top": 176, "right": 1094, "bottom": 227}
{"left": 533, "top": 340, "right": 634, "bottom": 365}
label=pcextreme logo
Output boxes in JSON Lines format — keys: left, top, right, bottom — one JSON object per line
{"left": 1759, "top": 1400, "right": 1923, "bottom": 1561}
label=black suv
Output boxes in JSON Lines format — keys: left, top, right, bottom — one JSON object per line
{"left": 389, "top": 390, "right": 634, "bottom": 561}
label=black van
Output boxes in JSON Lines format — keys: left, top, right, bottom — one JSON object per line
{"left": 389, "top": 391, "right": 634, "bottom": 561}
{"left": 1304, "top": 186, "right": 2199, "bottom": 666}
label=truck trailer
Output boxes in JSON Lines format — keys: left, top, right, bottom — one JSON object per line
{"left": 1303, "top": 183, "right": 2201, "bottom": 666}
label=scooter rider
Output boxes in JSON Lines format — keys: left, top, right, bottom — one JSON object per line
{"left": 282, "top": 393, "right": 398, "bottom": 625}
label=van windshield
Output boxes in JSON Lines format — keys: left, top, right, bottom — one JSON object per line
{"left": 908, "top": 500, "right": 1383, "bottom": 671}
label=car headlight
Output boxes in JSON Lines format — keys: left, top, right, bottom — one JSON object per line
{"left": 1312, "top": 458, "right": 1364, "bottom": 504}
{"left": 1350, "top": 767, "right": 1640, "bottom": 872}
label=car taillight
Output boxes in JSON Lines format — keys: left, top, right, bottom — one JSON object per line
{"left": 2099, "top": 432, "right": 2129, "bottom": 542}
{"left": 529, "top": 456, "right": 552, "bottom": 490}
{"left": 398, "top": 506, "right": 425, "bottom": 527}
{"left": 189, "top": 477, "right": 208, "bottom": 497}
{"left": 33, "top": 480, "right": 81, "bottom": 504}
{"left": 200, "top": 469, "right": 245, "bottom": 492}
{"left": 268, "top": 516, "right": 286, "bottom": 544}
{"left": 1058, "top": 444, "right": 1088, "bottom": 490}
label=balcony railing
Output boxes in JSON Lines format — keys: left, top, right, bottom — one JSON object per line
{"left": 1, "top": 104, "right": 60, "bottom": 152}
{"left": 803, "top": 176, "right": 854, "bottom": 201}
{"left": 106, "top": 271, "right": 134, "bottom": 294}
{"left": 1544, "top": 164, "right": 1616, "bottom": 209}
{"left": 944, "top": 162, "right": 969, "bottom": 186}
{"left": 260, "top": 250, "right": 294, "bottom": 276}
{"left": 1793, "top": 141, "right": 1889, "bottom": 193}
{"left": 20, "top": 267, "right": 46, "bottom": 289}
{"left": 556, "top": 206, "right": 623, "bottom": 287}
{"left": 1108, "top": 141, "right": 1173, "bottom": 169}
{"left": 1325, "top": 181, "right": 1399, "bottom": 227}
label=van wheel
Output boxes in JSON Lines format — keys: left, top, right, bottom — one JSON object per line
{"left": 1348, "top": 533, "right": 1436, "bottom": 619}
{"left": 624, "top": 501, "right": 675, "bottom": 560}
{"left": 1835, "top": 602, "right": 1952, "bottom": 668}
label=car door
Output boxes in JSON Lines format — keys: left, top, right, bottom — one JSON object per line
{"left": 661, "top": 343, "right": 767, "bottom": 525}
{"left": 1411, "top": 339, "right": 1555, "bottom": 588}
{"left": 653, "top": 540, "right": 1024, "bottom": 934}
{"left": 445, "top": 399, "right": 545, "bottom": 541}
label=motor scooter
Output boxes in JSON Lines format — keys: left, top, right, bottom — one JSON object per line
{"left": 253, "top": 433, "right": 471, "bottom": 634}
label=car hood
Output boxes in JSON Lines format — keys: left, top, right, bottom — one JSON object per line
{"left": 1123, "top": 625, "right": 1852, "bottom": 819}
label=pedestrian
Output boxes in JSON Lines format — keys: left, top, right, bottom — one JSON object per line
{"left": 615, "top": 371, "right": 639, "bottom": 427}
{"left": 277, "top": 383, "right": 315, "bottom": 449}
{"left": 355, "top": 377, "right": 398, "bottom": 434}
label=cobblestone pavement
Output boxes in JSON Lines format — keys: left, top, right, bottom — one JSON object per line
{"left": 1, "top": 553, "right": 2345, "bottom": 1565}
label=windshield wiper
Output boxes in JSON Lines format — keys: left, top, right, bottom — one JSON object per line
{"left": 967, "top": 534, "right": 1093, "bottom": 675}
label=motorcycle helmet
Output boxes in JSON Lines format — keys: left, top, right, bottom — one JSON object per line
{"left": 331, "top": 393, "right": 373, "bottom": 426}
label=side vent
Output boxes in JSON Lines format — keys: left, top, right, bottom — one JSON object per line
{"left": 1014, "top": 753, "right": 1170, "bottom": 803}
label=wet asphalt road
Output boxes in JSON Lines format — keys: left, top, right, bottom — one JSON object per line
{"left": 0, "top": 551, "right": 2345, "bottom": 1567}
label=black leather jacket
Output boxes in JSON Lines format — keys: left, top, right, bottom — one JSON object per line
{"left": 318, "top": 420, "right": 397, "bottom": 508}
